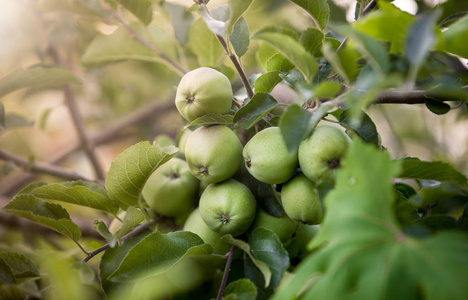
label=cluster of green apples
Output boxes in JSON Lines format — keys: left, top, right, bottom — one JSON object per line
{"left": 142, "top": 67, "right": 351, "bottom": 256}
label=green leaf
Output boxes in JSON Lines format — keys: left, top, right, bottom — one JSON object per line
{"left": 93, "top": 220, "right": 117, "bottom": 247}
{"left": 114, "top": 207, "right": 145, "bottom": 240}
{"left": 100, "top": 230, "right": 151, "bottom": 293}
{"left": 405, "top": 10, "right": 441, "bottom": 68}
{"left": 234, "top": 93, "right": 277, "bottom": 129}
{"left": 114, "top": 0, "right": 153, "bottom": 25}
{"left": 29, "top": 181, "right": 119, "bottom": 216}
{"left": 300, "top": 28, "right": 324, "bottom": 57}
{"left": 254, "top": 71, "right": 282, "bottom": 93}
{"left": 105, "top": 141, "right": 177, "bottom": 209}
{"left": 0, "top": 251, "right": 39, "bottom": 279}
{"left": 2, "top": 114, "right": 34, "bottom": 132}
{"left": 162, "top": 2, "right": 194, "bottom": 46}
{"left": 0, "top": 258, "right": 15, "bottom": 284}
{"left": 338, "top": 110, "right": 379, "bottom": 146}
{"left": 288, "top": 0, "right": 329, "bottom": 30}
{"left": 230, "top": 17, "right": 250, "bottom": 57}
{"left": 186, "top": 113, "right": 234, "bottom": 127}
{"left": 398, "top": 158, "right": 468, "bottom": 186}
{"left": 425, "top": 97, "right": 451, "bottom": 115}
{"left": 409, "top": 182, "right": 467, "bottom": 208}
{"left": 273, "top": 141, "right": 468, "bottom": 299}
{"left": 279, "top": 104, "right": 312, "bottom": 153}
{"left": 253, "top": 27, "right": 318, "bottom": 81}
{"left": 266, "top": 53, "right": 293, "bottom": 72}
{"left": 437, "top": 14, "right": 468, "bottom": 58}
{"left": 109, "top": 231, "right": 211, "bottom": 281}
{"left": 227, "top": 0, "right": 253, "bottom": 34}
{"left": 313, "top": 81, "right": 342, "bottom": 99}
{"left": 189, "top": 18, "right": 225, "bottom": 67}
{"left": 2, "top": 195, "right": 81, "bottom": 241}
{"left": 224, "top": 279, "right": 258, "bottom": 300}
{"left": 221, "top": 235, "right": 272, "bottom": 288}
{"left": 248, "top": 228, "right": 289, "bottom": 289}
{"left": 82, "top": 23, "right": 181, "bottom": 75}
{"left": 0, "top": 66, "right": 81, "bottom": 99}
{"left": 354, "top": 1, "right": 415, "bottom": 53}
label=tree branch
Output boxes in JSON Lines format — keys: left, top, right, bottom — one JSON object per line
{"left": 82, "top": 220, "right": 154, "bottom": 263}
{"left": 374, "top": 86, "right": 468, "bottom": 104}
{"left": 0, "top": 149, "right": 94, "bottom": 182}
{"left": 216, "top": 245, "right": 236, "bottom": 300}
{"left": 100, "top": 1, "right": 187, "bottom": 76}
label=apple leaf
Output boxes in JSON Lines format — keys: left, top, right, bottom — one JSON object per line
{"left": 105, "top": 141, "right": 178, "bottom": 209}
{"left": 266, "top": 53, "right": 293, "bottom": 72}
{"left": 0, "top": 251, "right": 40, "bottom": 279}
{"left": 254, "top": 71, "right": 282, "bottom": 94}
{"left": 338, "top": 110, "right": 379, "bottom": 146}
{"left": 221, "top": 234, "right": 272, "bottom": 288}
{"left": 437, "top": 14, "right": 468, "bottom": 58}
{"left": 0, "top": 258, "right": 16, "bottom": 284}
{"left": 114, "top": 207, "right": 145, "bottom": 241}
{"left": 252, "top": 26, "right": 318, "bottom": 81}
{"left": 2, "top": 195, "right": 81, "bottom": 241}
{"left": 300, "top": 27, "right": 324, "bottom": 57}
{"left": 113, "top": 0, "right": 153, "bottom": 25}
{"left": 227, "top": 0, "right": 253, "bottom": 35}
{"left": 230, "top": 17, "right": 250, "bottom": 57}
{"left": 109, "top": 231, "right": 212, "bottom": 282}
{"left": 248, "top": 228, "right": 289, "bottom": 289}
{"left": 397, "top": 158, "right": 468, "bottom": 186}
{"left": 273, "top": 140, "right": 468, "bottom": 299}
{"left": 424, "top": 97, "right": 451, "bottom": 115}
{"left": 189, "top": 18, "right": 225, "bottom": 67}
{"left": 0, "top": 66, "right": 81, "bottom": 99}
{"left": 279, "top": 104, "right": 312, "bottom": 153}
{"left": 234, "top": 93, "right": 277, "bottom": 129}
{"left": 224, "top": 279, "right": 258, "bottom": 300}
{"left": 93, "top": 220, "right": 117, "bottom": 247}
{"left": 185, "top": 113, "right": 234, "bottom": 127}
{"left": 288, "top": 0, "right": 329, "bottom": 30}
{"left": 28, "top": 181, "right": 119, "bottom": 216}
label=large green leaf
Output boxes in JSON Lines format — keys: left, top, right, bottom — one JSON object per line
{"left": 2, "top": 195, "right": 81, "bottom": 241}
{"left": 105, "top": 142, "right": 177, "bottom": 209}
{"left": 0, "top": 66, "right": 81, "bottom": 99}
{"left": 397, "top": 158, "right": 468, "bottom": 186}
{"left": 29, "top": 181, "right": 119, "bottom": 216}
{"left": 109, "top": 231, "right": 212, "bottom": 281}
{"left": 354, "top": 1, "right": 415, "bottom": 53}
{"left": 253, "top": 27, "right": 318, "bottom": 81}
{"left": 288, "top": 0, "right": 329, "bottom": 30}
{"left": 273, "top": 141, "right": 468, "bottom": 299}
{"left": 189, "top": 18, "right": 225, "bottom": 67}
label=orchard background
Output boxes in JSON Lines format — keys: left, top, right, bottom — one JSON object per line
{"left": 1, "top": 0, "right": 468, "bottom": 299}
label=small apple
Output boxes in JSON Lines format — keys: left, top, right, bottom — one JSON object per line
{"left": 298, "top": 125, "right": 350, "bottom": 183}
{"left": 142, "top": 158, "right": 198, "bottom": 217}
{"left": 183, "top": 208, "right": 231, "bottom": 255}
{"left": 281, "top": 174, "right": 323, "bottom": 224}
{"left": 175, "top": 67, "right": 233, "bottom": 121}
{"left": 243, "top": 127, "right": 298, "bottom": 184}
{"left": 185, "top": 125, "right": 243, "bottom": 183}
{"left": 248, "top": 208, "right": 298, "bottom": 245}
{"left": 199, "top": 179, "right": 257, "bottom": 236}
{"left": 177, "top": 128, "right": 193, "bottom": 155}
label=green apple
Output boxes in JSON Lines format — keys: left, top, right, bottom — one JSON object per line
{"left": 177, "top": 128, "right": 193, "bottom": 155}
{"left": 248, "top": 209, "right": 298, "bottom": 245}
{"left": 142, "top": 158, "right": 198, "bottom": 217}
{"left": 281, "top": 174, "right": 323, "bottom": 224}
{"left": 199, "top": 179, "right": 257, "bottom": 236}
{"left": 286, "top": 223, "right": 320, "bottom": 261}
{"left": 185, "top": 125, "right": 243, "bottom": 183}
{"left": 243, "top": 127, "right": 298, "bottom": 184}
{"left": 298, "top": 125, "right": 350, "bottom": 183}
{"left": 183, "top": 208, "right": 231, "bottom": 255}
{"left": 175, "top": 67, "right": 233, "bottom": 121}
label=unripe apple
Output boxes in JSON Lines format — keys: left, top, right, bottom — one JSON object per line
{"left": 199, "top": 179, "right": 257, "bottom": 236}
{"left": 185, "top": 125, "right": 243, "bottom": 183}
{"left": 281, "top": 174, "right": 323, "bottom": 224}
{"left": 177, "top": 128, "right": 193, "bottom": 155}
{"left": 175, "top": 67, "right": 233, "bottom": 121}
{"left": 142, "top": 158, "right": 198, "bottom": 217}
{"left": 248, "top": 209, "right": 298, "bottom": 245}
{"left": 183, "top": 208, "right": 231, "bottom": 255}
{"left": 243, "top": 127, "right": 298, "bottom": 184}
{"left": 298, "top": 125, "right": 350, "bottom": 183}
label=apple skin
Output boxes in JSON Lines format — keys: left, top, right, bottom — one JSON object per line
{"left": 298, "top": 125, "right": 350, "bottom": 183}
{"left": 142, "top": 158, "right": 199, "bottom": 217}
{"left": 199, "top": 179, "right": 257, "bottom": 236}
{"left": 175, "top": 67, "right": 233, "bottom": 122}
{"left": 248, "top": 209, "right": 299, "bottom": 245}
{"left": 281, "top": 174, "right": 323, "bottom": 225}
{"left": 185, "top": 125, "right": 243, "bottom": 184}
{"left": 243, "top": 127, "right": 298, "bottom": 184}
{"left": 177, "top": 128, "right": 193, "bottom": 155}
{"left": 183, "top": 208, "right": 231, "bottom": 255}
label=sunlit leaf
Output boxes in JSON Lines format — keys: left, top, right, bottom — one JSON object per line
{"left": 234, "top": 93, "right": 277, "bottom": 129}
{"left": 288, "top": 0, "right": 329, "bottom": 30}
